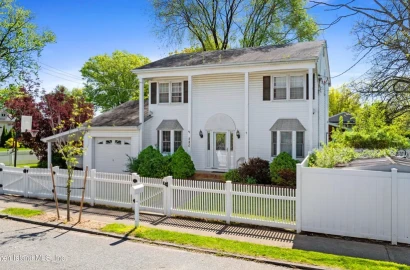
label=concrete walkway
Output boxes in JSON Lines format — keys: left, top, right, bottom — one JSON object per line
{"left": 1, "top": 194, "right": 409, "bottom": 266}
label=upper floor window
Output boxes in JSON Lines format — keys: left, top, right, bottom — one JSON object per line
{"left": 273, "top": 77, "right": 287, "bottom": 100}
{"left": 159, "top": 83, "right": 169, "bottom": 103}
{"left": 290, "top": 76, "right": 304, "bottom": 99}
{"left": 171, "top": 82, "right": 182, "bottom": 103}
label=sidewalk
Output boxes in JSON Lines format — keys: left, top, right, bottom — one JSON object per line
{"left": 1, "top": 194, "right": 409, "bottom": 266}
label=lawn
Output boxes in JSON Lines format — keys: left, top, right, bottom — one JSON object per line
{"left": 0, "top": 147, "right": 31, "bottom": 152}
{"left": 16, "top": 163, "right": 39, "bottom": 168}
{"left": 101, "top": 223, "right": 410, "bottom": 270}
{"left": 1, "top": 207, "right": 44, "bottom": 217}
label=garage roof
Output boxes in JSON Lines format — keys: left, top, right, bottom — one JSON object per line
{"left": 270, "top": 119, "right": 306, "bottom": 131}
{"left": 91, "top": 100, "right": 151, "bottom": 127}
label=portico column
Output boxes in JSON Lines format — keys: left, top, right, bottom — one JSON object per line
{"left": 47, "top": 141, "right": 52, "bottom": 168}
{"left": 244, "top": 72, "right": 249, "bottom": 160}
{"left": 139, "top": 78, "right": 145, "bottom": 154}
{"left": 308, "top": 68, "right": 313, "bottom": 151}
{"left": 187, "top": 75, "right": 192, "bottom": 154}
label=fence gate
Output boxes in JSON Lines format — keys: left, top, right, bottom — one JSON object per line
{"left": 139, "top": 176, "right": 167, "bottom": 214}
{"left": 27, "top": 168, "right": 53, "bottom": 199}
{"left": 2, "top": 167, "right": 26, "bottom": 196}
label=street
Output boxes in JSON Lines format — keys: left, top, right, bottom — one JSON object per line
{"left": 0, "top": 219, "right": 289, "bottom": 270}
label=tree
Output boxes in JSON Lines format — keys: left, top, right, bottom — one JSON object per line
{"left": 328, "top": 85, "right": 361, "bottom": 116}
{"left": 0, "top": 0, "right": 55, "bottom": 83}
{"left": 151, "top": 0, "right": 318, "bottom": 51}
{"left": 311, "top": 1, "right": 410, "bottom": 119}
{"left": 80, "top": 50, "right": 150, "bottom": 111}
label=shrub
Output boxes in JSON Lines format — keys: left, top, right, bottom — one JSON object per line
{"left": 246, "top": 177, "right": 257, "bottom": 184}
{"left": 5, "top": 138, "right": 19, "bottom": 149}
{"left": 125, "top": 146, "right": 171, "bottom": 177}
{"left": 224, "top": 169, "right": 243, "bottom": 182}
{"left": 276, "top": 168, "right": 296, "bottom": 187}
{"left": 171, "top": 147, "right": 195, "bottom": 179}
{"left": 237, "top": 157, "right": 271, "bottom": 184}
{"left": 270, "top": 152, "right": 298, "bottom": 184}
{"left": 37, "top": 152, "right": 67, "bottom": 169}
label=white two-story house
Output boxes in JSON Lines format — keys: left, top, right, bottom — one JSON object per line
{"left": 43, "top": 41, "right": 330, "bottom": 173}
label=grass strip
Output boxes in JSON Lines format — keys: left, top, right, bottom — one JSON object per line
{"left": 1, "top": 207, "right": 44, "bottom": 217}
{"left": 101, "top": 223, "right": 409, "bottom": 270}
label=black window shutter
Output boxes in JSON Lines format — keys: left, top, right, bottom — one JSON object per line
{"left": 313, "top": 74, "right": 316, "bottom": 100}
{"left": 150, "top": 82, "right": 157, "bottom": 104}
{"left": 306, "top": 74, "right": 309, "bottom": 100}
{"left": 183, "top": 80, "right": 188, "bottom": 103}
{"left": 263, "top": 76, "right": 271, "bottom": 101}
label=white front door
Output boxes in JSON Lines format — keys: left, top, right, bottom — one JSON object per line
{"left": 213, "top": 132, "right": 228, "bottom": 169}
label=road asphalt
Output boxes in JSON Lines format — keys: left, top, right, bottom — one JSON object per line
{"left": 0, "top": 219, "right": 290, "bottom": 270}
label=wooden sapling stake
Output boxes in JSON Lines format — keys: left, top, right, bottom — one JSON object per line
{"left": 50, "top": 163, "right": 60, "bottom": 219}
{"left": 78, "top": 166, "right": 88, "bottom": 223}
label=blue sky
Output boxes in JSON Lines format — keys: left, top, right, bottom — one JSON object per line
{"left": 17, "top": 0, "right": 370, "bottom": 90}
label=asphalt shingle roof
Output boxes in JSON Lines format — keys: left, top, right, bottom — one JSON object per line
{"left": 156, "top": 120, "right": 184, "bottom": 131}
{"left": 135, "top": 41, "right": 325, "bottom": 70}
{"left": 91, "top": 100, "right": 151, "bottom": 127}
{"left": 328, "top": 112, "right": 355, "bottom": 124}
{"left": 270, "top": 119, "right": 306, "bottom": 131}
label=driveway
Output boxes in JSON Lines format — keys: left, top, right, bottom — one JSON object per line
{"left": 0, "top": 219, "right": 288, "bottom": 270}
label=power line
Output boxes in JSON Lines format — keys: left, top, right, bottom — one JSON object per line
{"left": 39, "top": 62, "right": 84, "bottom": 80}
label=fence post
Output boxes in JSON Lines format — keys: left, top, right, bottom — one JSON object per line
{"left": 296, "top": 163, "right": 302, "bottom": 233}
{"left": 391, "top": 168, "right": 398, "bottom": 245}
{"left": 90, "top": 169, "right": 96, "bottom": 206}
{"left": 131, "top": 173, "right": 140, "bottom": 209}
{"left": 0, "top": 163, "right": 4, "bottom": 195}
{"left": 23, "top": 166, "right": 29, "bottom": 197}
{"left": 225, "top": 181, "right": 232, "bottom": 224}
{"left": 164, "top": 176, "right": 173, "bottom": 216}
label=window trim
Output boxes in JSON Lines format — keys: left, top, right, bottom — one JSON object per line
{"left": 159, "top": 129, "right": 183, "bottom": 154}
{"left": 270, "top": 73, "right": 306, "bottom": 101}
{"left": 152, "top": 81, "right": 185, "bottom": 105}
{"left": 271, "top": 130, "right": 305, "bottom": 159}
{"left": 296, "top": 131, "right": 304, "bottom": 158}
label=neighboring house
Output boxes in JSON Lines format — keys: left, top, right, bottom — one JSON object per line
{"left": 0, "top": 109, "right": 14, "bottom": 132}
{"left": 328, "top": 112, "right": 355, "bottom": 141}
{"left": 42, "top": 41, "right": 331, "bottom": 173}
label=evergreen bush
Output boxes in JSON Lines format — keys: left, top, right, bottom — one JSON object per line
{"left": 270, "top": 152, "right": 298, "bottom": 184}
{"left": 171, "top": 147, "right": 195, "bottom": 179}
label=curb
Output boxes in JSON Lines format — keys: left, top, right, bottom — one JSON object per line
{"left": 0, "top": 214, "right": 329, "bottom": 270}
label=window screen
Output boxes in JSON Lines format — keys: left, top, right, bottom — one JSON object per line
{"left": 274, "top": 77, "right": 286, "bottom": 100}
{"left": 159, "top": 83, "right": 169, "bottom": 103}
{"left": 290, "top": 76, "right": 304, "bottom": 99}
{"left": 280, "top": 132, "right": 292, "bottom": 155}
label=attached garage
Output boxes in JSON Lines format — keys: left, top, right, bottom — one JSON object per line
{"left": 94, "top": 137, "right": 132, "bottom": 173}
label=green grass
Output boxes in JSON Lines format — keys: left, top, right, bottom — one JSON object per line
{"left": 0, "top": 147, "right": 31, "bottom": 152}
{"left": 101, "top": 223, "right": 409, "bottom": 270}
{"left": 1, "top": 207, "right": 44, "bottom": 217}
{"left": 16, "top": 163, "right": 39, "bottom": 168}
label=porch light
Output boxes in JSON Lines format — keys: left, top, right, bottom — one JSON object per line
{"left": 236, "top": 130, "right": 240, "bottom": 139}
{"left": 199, "top": 130, "right": 203, "bottom": 138}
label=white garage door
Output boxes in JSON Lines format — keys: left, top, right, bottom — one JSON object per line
{"left": 94, "top": 138, "right": 131, "bottom": 173}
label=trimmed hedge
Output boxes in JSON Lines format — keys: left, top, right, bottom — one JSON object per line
{"left": 270, "top": 152, "right": 298, "bottom": 185}
{"left": 171, "top": 147, "right": 195, "bottom": 179}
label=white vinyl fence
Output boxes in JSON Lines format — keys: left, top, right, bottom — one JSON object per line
{"left": 0, "top": 164, "right": 296, "bottom": 230}
{"left": 297, "top": 157, "right": 410, "bottom": 245}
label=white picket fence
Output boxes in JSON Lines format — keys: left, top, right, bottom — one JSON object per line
{"left": 0, "top": 164, "right": 296, "bottom": 230}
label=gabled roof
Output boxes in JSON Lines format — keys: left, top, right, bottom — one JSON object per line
{"left": 91, "top": 100, "right": 151, "bottom": 127}
{"left": 135, "top": 41, "right": 325, "bottom": 70}
{"left": 157, "top": 120, "right": 184, "bottom": 131}
{"left": 328, "top": 112, "right": 355, "bottom": 124}
{"left": 270, "top": 119, "right": 306, "bottom": 131}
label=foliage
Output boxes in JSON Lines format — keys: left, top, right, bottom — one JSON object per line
{"left": 308, "top": 142, "right": 397, "bottom": 168}
{"left": 276, "top": 169, "right": 296, "bottom": 188}
{"left": 246, "top": 177, "right": 257, "bottom": 185}
{"left": 1, "top": 207, "right": 43, "bottom": 217}
{"left": 224, "top": 169, "right": 242, "bottom": 183}
{"left": 81, "top": 50, "right": 150, "bottom": 111}
{"left": 37, "top": 152, "right": 67, "bottom": 169}
{"left": 4, "top": 137, "right": 18, "bottom": 148}
{"left": 238, "top": 157, "right": 271, "bottom": 184}
{"left": 0, "top": 125, "right": 11, "bottom": 147}
{"left": 270, "top": 152, "right": 298, "bottom": 184}
{"left": 171, "top": 147, "right": 196, "bottom": 179}
{"left": 151, "top": 0, "right": 318, "bottom": 50}
{"left": 126, "top": 146, "right": 172, "bottom": 178}
{"left": 0, "top": 0, "right": 55, "bottom": 83}
{"left": 101, "top": 223, "right": 409, "bottom": 270}
{"left": 332, "top": 104, "right": 410, "bottom": 149}
{"left": 328, "top": 85, "right": 361, "bottom": 116}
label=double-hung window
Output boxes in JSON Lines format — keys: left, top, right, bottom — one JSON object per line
{"left": 162, "top": 131, "right": 171, "bottom": 153}
{"left": 273, "top": 77, "right": 287, "bottom": 100}
{"left": 159, "top": 83, "right": 169, "bottom": 103}
{"left": 271, "top": 130, "right": 305, "bottom": 158}
{"left": 159, "top": 130, "right": 183, "bottom": 154}
{"left": 174, "top": 131, "right": 182, "bottom": 150}
{"left": 296, "top": 131, "right": 304, "bottom": 158}
{"left": 171, "top": 82, "right": 182, "bottom": 103}
{"left": 280, "top": 132, "right": 292, "bottom": 156}
{"left": 290, "top": 76, "right": 304, "bottom": 99}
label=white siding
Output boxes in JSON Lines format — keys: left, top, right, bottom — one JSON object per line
{"left": 248, "top": 73, "right": 310, "bottom": 161}
{"left": 191, "top": 74, "right": 245, "bottom": 169}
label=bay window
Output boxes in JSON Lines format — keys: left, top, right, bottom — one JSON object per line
{"left": 174, "top": 131, "right": 182, "bottom": 150}
{"left": 280, "top": 132, "right": 292, "bottom": 155}
{"left": 162, "top": 131, "right": 171, "bottom": 153}
{"left": 296, "top": 131, "right": 304, "bottom": 158}
{"left": 270, "top": 119, "right": 306, "bottom": 159}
